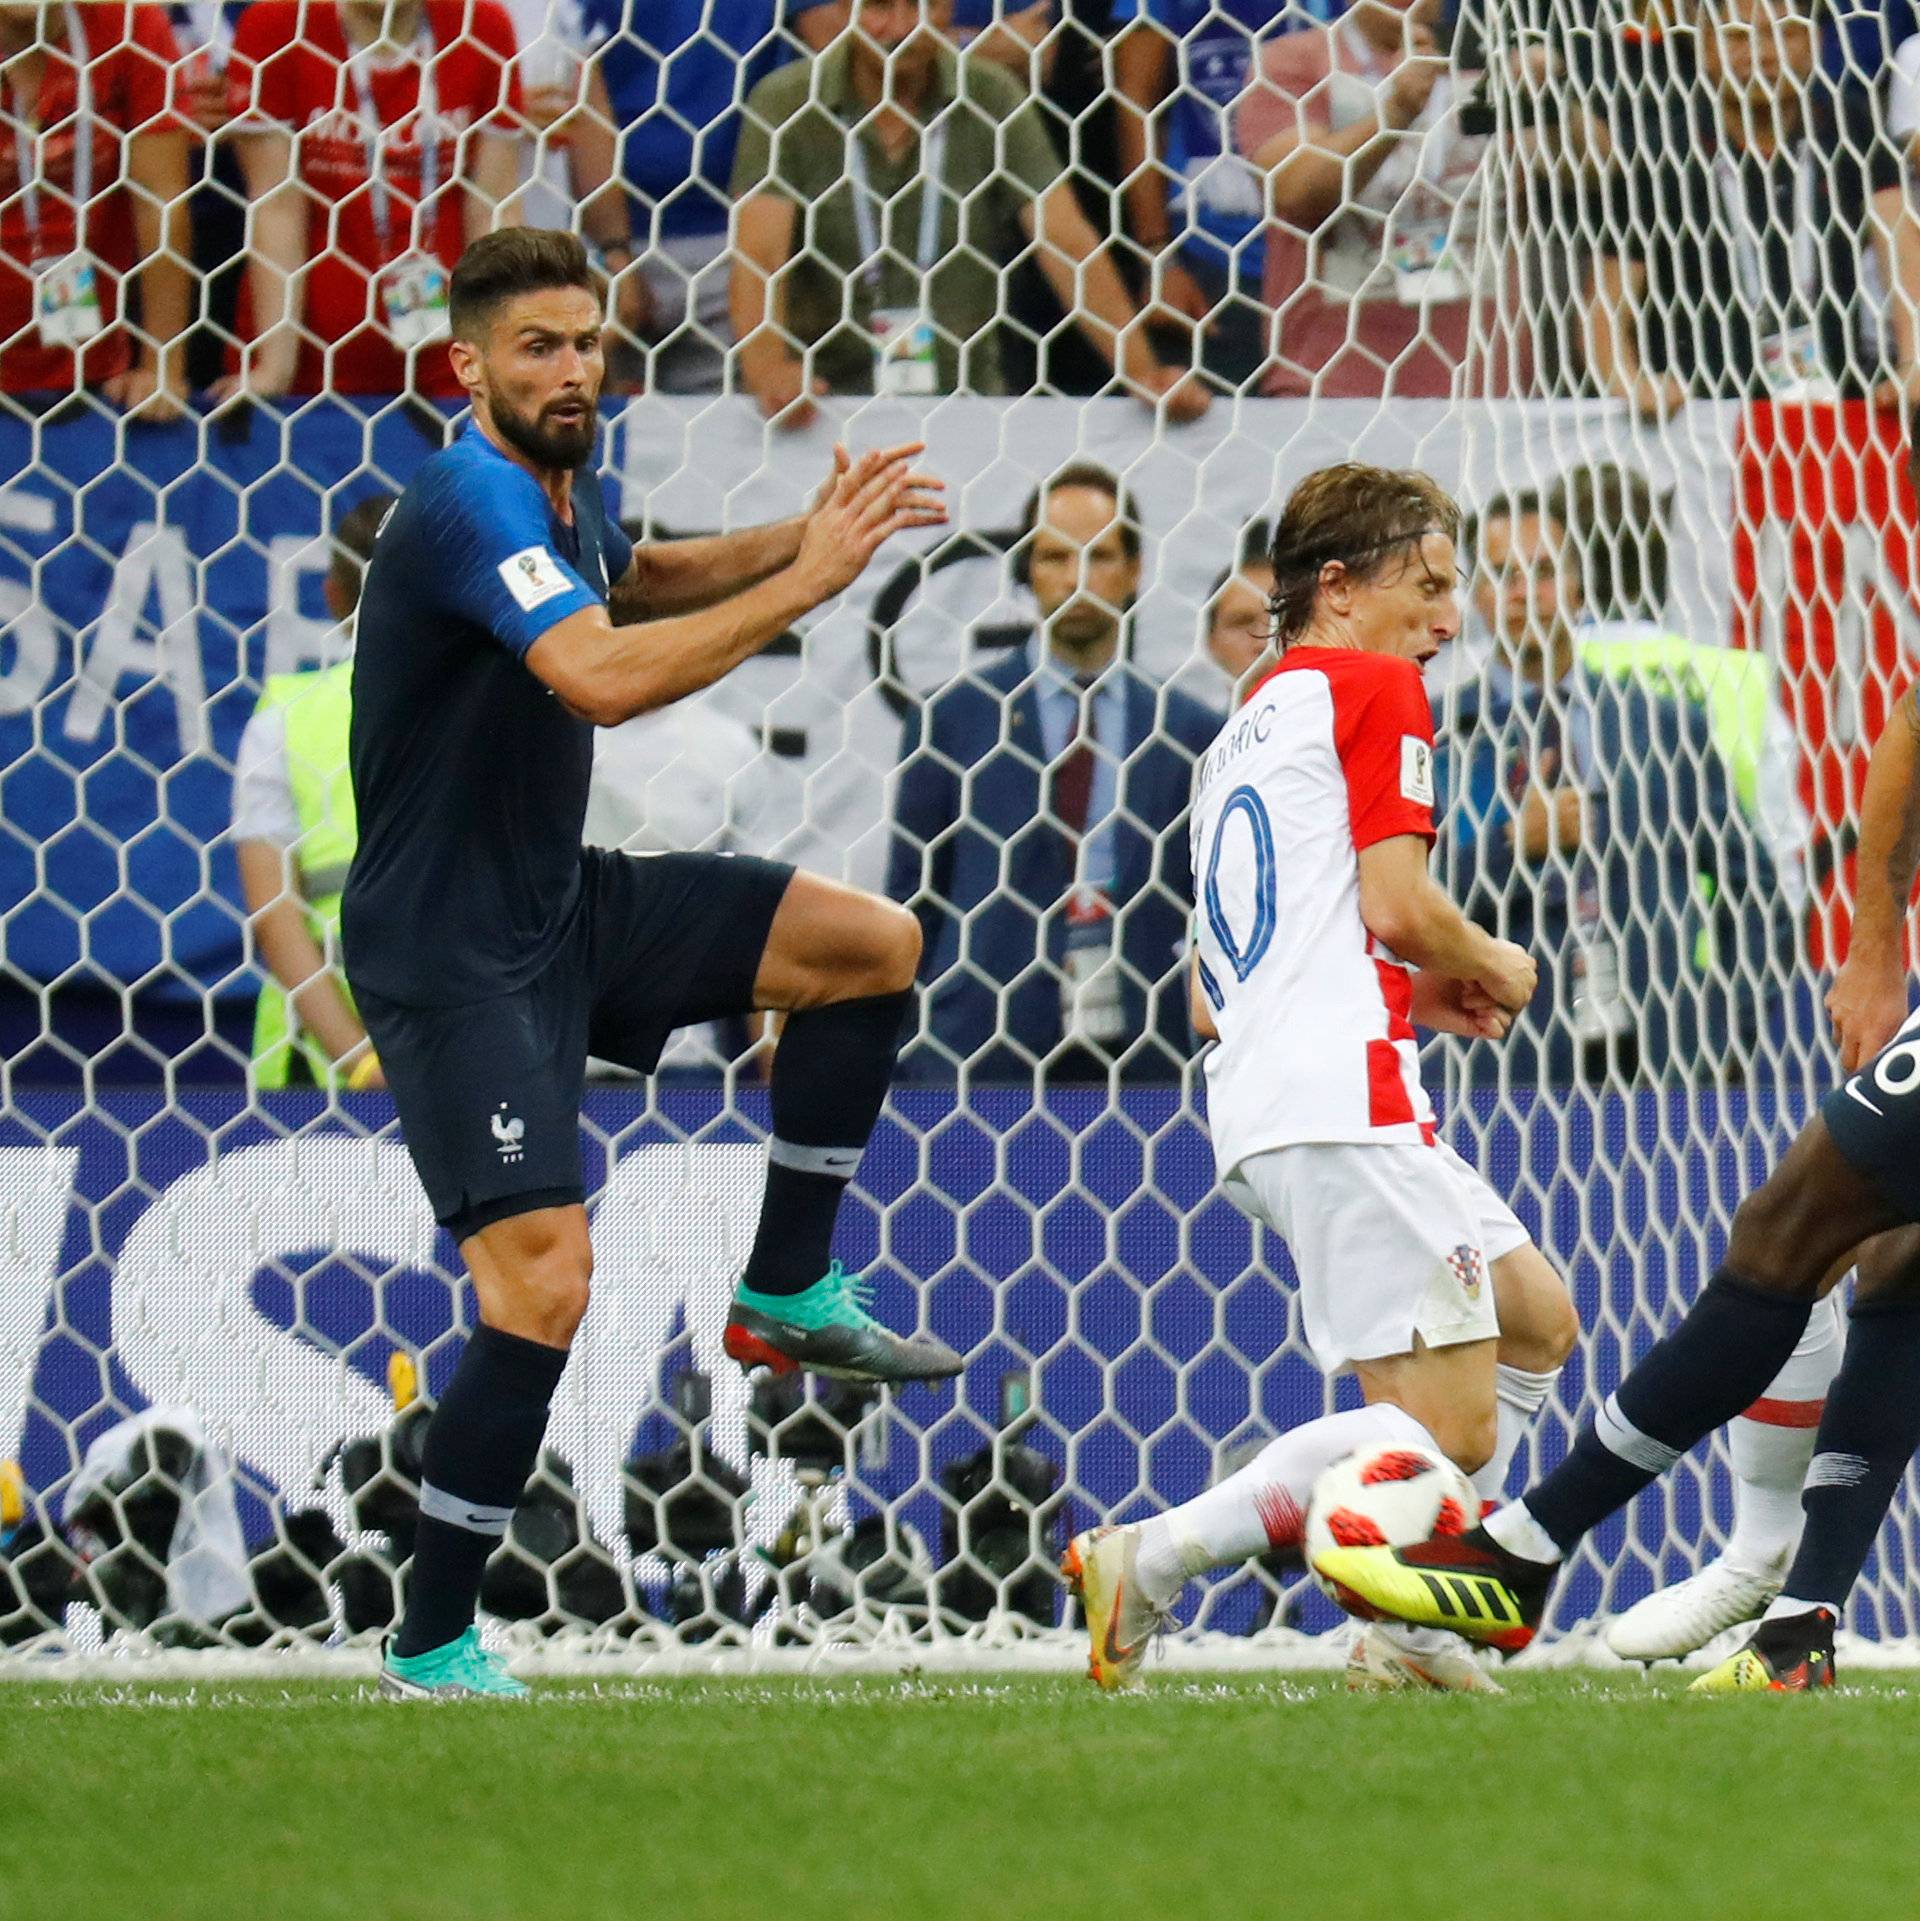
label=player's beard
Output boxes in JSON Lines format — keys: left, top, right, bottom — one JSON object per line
{"left": 486, "top": 383, "right": 598, "bottom": 472}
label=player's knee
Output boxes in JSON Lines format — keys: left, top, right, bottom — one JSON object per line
{"left": 530, "top": 1261, "right": 592, "bottom": 1344}
{"left": 1855, "top": 1225, "right": 1920, "bottom": 1305}
{"left": 1493, "top": 1254, "right": 1580, "bottom": 1374}
{"left": 1727, "top": 1180, "right": 1829, "bottom": 1296}
{"left": 1532, "top": 1284, "right": 1580, "bottom": 1371}
{"left": 498, "top": 1218, "right": 593, "bottom": 1345}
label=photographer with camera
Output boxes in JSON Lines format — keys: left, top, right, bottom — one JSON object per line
{"left": 1234, "top": 0, "right": 1531, "bottom": 399}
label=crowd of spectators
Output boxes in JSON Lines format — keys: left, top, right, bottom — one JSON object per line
{"left": 5, "top": 0, "right": 1898, "bottom": 1086}
{"left": 12, "top": 0, "right": 1920, "bottom": 412}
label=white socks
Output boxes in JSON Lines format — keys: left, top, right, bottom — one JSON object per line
{"left": 1134, "top": 1402, "right": 1432, "bottom": 1607}
{"left": 1723, "top": 1291, "right": 1844, "bottom": 1575}
{"left": 1484, "top": 1498, "right": 1563, "bottom": 1566}
{"left": 1474, "top": 1363, "right": 1561, "bottom": 1507}
{"left": 1763, "top": 1593, "right": 1839, "bottom": 1624}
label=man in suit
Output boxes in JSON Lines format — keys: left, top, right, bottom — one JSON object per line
{"left": 887, "top": 462, "right": 1217, "bottom": 1081}
{"left": 1436, "top": 489, "right": 1787, "bottom": 1085}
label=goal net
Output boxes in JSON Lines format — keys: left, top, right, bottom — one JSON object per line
{"left": 3, "top": 0, "right": 1919, "bottom": 1671}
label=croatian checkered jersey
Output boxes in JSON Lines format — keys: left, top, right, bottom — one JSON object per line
{"left": 1190, "top": 646, "right": 1440, "bottom": 1177}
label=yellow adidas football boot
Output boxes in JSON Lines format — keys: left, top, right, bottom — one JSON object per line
{"left": 1689, "top": 1608, "right": 1838, "bottom": 1692}
{"left": 1311, "top": 1529, "right": 1551, "bottom": 1652}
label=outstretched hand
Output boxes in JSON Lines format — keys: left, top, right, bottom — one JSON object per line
{"left": 794, "top": 440, "right": 947, "bottom": 604}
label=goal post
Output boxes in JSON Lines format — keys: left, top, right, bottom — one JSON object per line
{"left": 6, "top": 0, "right": 1920, "bottom": 1669}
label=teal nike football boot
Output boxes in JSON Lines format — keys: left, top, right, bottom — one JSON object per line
{"left": 725, "top": 1261, "right": 963, "bottom": 1383}
{"left": 378, "top": 1627, "right": 530, "bottom": 1701}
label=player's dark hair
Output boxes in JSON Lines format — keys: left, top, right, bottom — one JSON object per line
{"left": 1462, "top": 487, "right": 1541, "bottom": 569}
{"left": 1267, "top": 464, "right": 1461, "bottom": 649}
{"left": 1014, "top": 461, "right": 1142, "bottom": 586}
{"left": 449, "top": 228, "right": 596, "bottom": 342}
{"left": 1547, "top": 463, "right": 1669, "bottom": 622}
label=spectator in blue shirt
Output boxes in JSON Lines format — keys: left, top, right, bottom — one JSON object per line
{"left": 1112, "top": 0, "right": 1346, "bottom": 388}
{"left": 587, "top": 0, "right": 803, "bottom": 391}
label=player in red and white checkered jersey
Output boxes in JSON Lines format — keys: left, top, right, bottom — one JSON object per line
{"left": 1066, "top": 464, "right": 1580, "bottom": 1694}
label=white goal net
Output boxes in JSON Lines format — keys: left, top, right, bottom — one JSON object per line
{"left": 5, "top": 0, "right": 1920, "bottom": 1670}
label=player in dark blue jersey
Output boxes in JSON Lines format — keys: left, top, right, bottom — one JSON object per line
{"left": 343, "top": 229, "right": 959, "bottom": 1700}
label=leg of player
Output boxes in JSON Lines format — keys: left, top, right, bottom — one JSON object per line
{"left": 1312, "top": 1115, "right": 1906, "bottom": 1651}
{"left": 722, "top": 873, "right": 964, "bottom": 1384}
{"left": 1483, "top": 1241, "right": 1581, "bottom": 1509}
{"left": 1332, "top": 1247, "right": 1575, "bottom": 1693}
{"left": 381, "top": 1205, "right": 590, "bottom": 1700}
{"left": 1605, "top": 1289, "right": 1846, "bottom": 1664}
{"left": 1065, "top": 1336, "right": 1502, "bottom": 1694}
{"left": 1692, "top": 1222, "right": 1920, "bottom": 1691}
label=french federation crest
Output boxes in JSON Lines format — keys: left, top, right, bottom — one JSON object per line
{"left": 1446, "top": 1243, "right": 1485, "bottom": 1301}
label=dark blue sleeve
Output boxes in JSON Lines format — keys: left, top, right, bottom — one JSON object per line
{"left": 422, "top": 463, "right": 603, "bottom": 661}
{"left": 601, "top": 492, "right": 635, "bottom": 588}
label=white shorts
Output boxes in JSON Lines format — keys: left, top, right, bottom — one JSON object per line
{"left": 1224, "top": 1140, "right": 1526, "bottom": 1376}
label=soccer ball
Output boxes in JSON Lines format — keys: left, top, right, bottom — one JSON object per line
{"left": 1304, "top": 1442, "right": 1475, "bottom": 1597}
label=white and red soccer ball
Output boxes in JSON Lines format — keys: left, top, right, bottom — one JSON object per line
{"left": 1304, "top": 1442, "right": 1476, "bottom": 1597}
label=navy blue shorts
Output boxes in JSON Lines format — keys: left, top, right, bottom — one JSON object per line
{"left": 358, "top": 848, "right": 793, "bottom": 1240}
{"left": 1820, "top": 1004, "right": 1920, "bottom": 1224}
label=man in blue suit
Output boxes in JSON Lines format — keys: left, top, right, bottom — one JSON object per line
{"left": 1435, "top": 490, "right": 1790, "bottom": 1085}
{"left": 887, "top": 462, "right": 1218, "bottom": 1081}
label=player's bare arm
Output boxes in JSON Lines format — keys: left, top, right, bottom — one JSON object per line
{"left": 528, "top": 445, "right": 945, "bottom": 725}
{"left": 235, "top": 839, "right": 378, "bottom": 1079}
{"left": 1828, "top": 682, "right": 1920, "bottom": 1069}
{"left": 609, "top": 445, "right": 890, "bottom": 620}
{"left": 1188, "top": 950, "right": 1218, "bottom": 1041}
{"left": 1356, "top": 833, "right": 1536, "bottom": 1014}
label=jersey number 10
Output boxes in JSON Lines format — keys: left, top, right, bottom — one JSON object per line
{"left": 1203, "top": 784, "right": 1277, "bottom": 983}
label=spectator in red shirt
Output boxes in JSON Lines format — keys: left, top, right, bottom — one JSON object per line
{"left": 0, "top": 0, "right": 191, "bottom": 414}
{"left": 1234, "top": 0, "right": 1530, "bottom": 399}
{"left": 218, "top": 0, "right": 523, "bottom": 401}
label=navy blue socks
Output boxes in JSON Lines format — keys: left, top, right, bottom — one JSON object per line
{"left": 739, "top": 990, "right": 911, "bottom": 1297}
{"left": 1777, "top": 1300, "right": 1920, "bottom": 1612}
{"left": 393, "top": 1322, "right": 569, "bottom": 1657}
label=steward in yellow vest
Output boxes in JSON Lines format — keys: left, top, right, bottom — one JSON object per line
{"left": 232, "top": 492, "right": 393, "bottom": 1089}
{"left": 248, "top": 660, "right": 359, "bottom": 1086}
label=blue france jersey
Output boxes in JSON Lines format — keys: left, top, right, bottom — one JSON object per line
{"left": 343, "top": 424, "right": 634, "bottom": 1006}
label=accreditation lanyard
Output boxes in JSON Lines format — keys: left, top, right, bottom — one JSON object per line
{"left": 12, "top": 4, "right": 92, "bottom": 261}
{"left": 1716, "top": 142, "right": 1817, "bottom": 320}
{"left": 845, "top": 116, "right": 948, "bottom": 295}
{"left": 346, "top": 31, "right": 438, "bottom": 256}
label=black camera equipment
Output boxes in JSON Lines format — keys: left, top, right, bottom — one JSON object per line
{"left": 935, "top": 1368, "right": 1063, "bottom": 1625}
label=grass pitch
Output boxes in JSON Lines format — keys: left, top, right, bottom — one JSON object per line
{"left": 8, "top": 1670, "right": 1918, "bottom": 1921}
